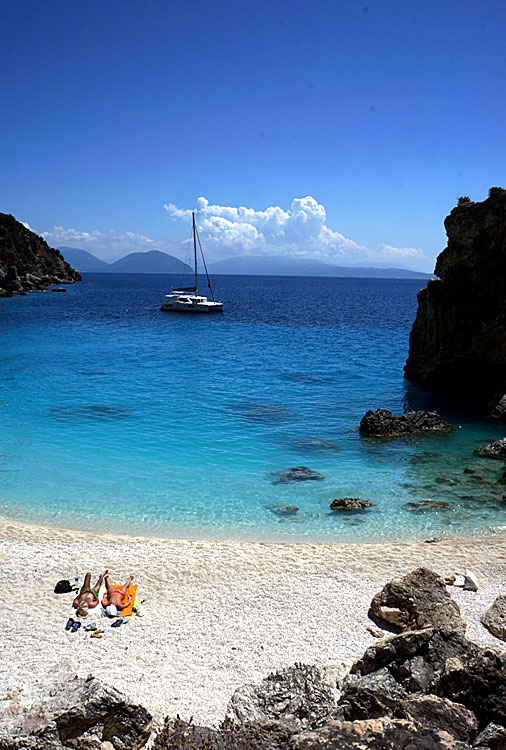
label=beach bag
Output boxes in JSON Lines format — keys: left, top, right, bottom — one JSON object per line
{"left": 54, "top": 579, "right": 77, "bottom": 594}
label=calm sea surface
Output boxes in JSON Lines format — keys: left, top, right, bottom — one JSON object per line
{"left": 1, "top": 273, "right": 505, "bottom": 541}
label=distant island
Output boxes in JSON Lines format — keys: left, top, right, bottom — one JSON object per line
{"left": 59, "top": 246, "right": 191, "bottom": 275}
{"left": 60, "top": 246, "right": 430, "bottom": 279}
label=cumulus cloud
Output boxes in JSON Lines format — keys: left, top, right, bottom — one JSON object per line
{"left": 164, "top": 196, "right": 366, "bottom": 261}
{"left": 41, "top": 225, "right": 175, "bottom": 260}
{"left": 376, "top": 243, "right": 425, "bottom": 260}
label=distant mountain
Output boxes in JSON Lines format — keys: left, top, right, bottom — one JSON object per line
{"left": 207, "top": 255, "right": 431, "bottom": 279}
{"left": 59, "top": 246, "right": 110, "bottom": 272}
{"left": 107, "top": 250, "right": 191, "bottom": 274}
{"left": 59, "top": 247, "right": 192, "bottom": 274}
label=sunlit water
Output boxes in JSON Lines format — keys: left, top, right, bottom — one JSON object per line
{"left": 0, "top": 273, "right": 505, "bottom": 541}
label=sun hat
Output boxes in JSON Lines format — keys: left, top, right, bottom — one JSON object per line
{"left": 105, "top": 604, "right": 118, "bottom": 617}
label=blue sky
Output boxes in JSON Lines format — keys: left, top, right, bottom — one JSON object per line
{"left": 1, "top": 0, "right": 505, "bottom": 270}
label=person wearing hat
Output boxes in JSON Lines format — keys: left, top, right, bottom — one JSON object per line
{"left": 102, "top": 573, "right": 134, "bottom": 617}
{"left": 73, "top": 570, "right": 108, "bottom": 616}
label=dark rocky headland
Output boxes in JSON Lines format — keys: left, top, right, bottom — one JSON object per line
{"left": 404, "top": 188, "right": 506, "bottom": 417}
{"left": 0, "top": 213, "right": 81, "bottom": 297}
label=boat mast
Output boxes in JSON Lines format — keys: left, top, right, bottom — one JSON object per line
{"left": 192, "top": 212, "right": 198, "bottom": 294}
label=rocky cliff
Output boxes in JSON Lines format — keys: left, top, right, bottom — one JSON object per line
{"left": 404, "top": 188, "right": 506, "bottom": 414}
{"left": 0, "top": 213, "right": 81, "bottom": 297}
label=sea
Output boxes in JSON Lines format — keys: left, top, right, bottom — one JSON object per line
{"left": 1, "top": 273, "right": 505, "bottom": 542}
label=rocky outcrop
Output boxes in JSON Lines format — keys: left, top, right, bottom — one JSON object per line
{"left": 475, "top": 438, "right": 506, "bottom": 460}
{"left": 153, "top": 620, "right": 506, "bottom": 750}
{"left": 226, "top": 663, "right": 336, "bottom": 731}
{"left": 291, "top": 717, "right": 474, "bottom": 750}
{"left": 0, "top": 213, "right": 80, "bottom": 297}
{"left": 481, "top": 595, "right": 506, "bottom": 642}
{"left": 0, "top": 674, "right": 152, "bottom": 749}
{"left": 404, "top": 188, "right": 506, "bottom": 413}
{"left": 369, "top": 567, "right": 466, "bottom": 634}
{"left": 359, "top": 408, "right": 453, "bottom": 437}
{"left": 154, "top": 717, "right": 293, "bottom": 750}
{"left": 330, "top": 497, "right": 375, "bottom": 511}
{"left": 336, "top": 627, "right": 506, "bottom": 730}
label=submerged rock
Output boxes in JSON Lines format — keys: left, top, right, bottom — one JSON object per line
{"left": 265, "top": 504, "right": 299, "bottom": 517}
{"left": 50, "top": 404, "right": 131, "bottom": 422}
{"left": 475, "top": 438, "right": 506, "bottom": 460}
{"left": 360, "top": 408, "right": 453, "bottom": 437}
{"left": 233, "top": 402, "right": 294, "bottom": 423}
{"left": 481, "top": 595, "right": 506, "bottom": 642}
{"left": 370, "top": 567, "right": 466, "bottom": 634}
{"left": 330, "top": 498, "right": 375, "bottom": 512}
{"left": 270, "top": 467, "right": 325, "bottom": 484}
{"left": 281, "top": 372, "right": 335, "bottom": 384}
{"left": 403, "top": 500, "right": 453, "bottom": 513}
{"left": 287, "top": 436, "right": 340, "bottom": 452}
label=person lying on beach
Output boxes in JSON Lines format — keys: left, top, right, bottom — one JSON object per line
{"left": 102, "top": 574, "right": 134, "bottom": 617}
{"left": 73, "top": 570, "right": 108, "bottom": 617}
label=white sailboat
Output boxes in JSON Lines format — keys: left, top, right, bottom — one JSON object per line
{"left": 160, "top": 212, "right": 223, "bottom": 313}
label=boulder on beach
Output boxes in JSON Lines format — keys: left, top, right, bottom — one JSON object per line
{"left": 226, "top": 663, "right": 336, "bottom": 732}
{"left": 370, "top": 567, "right": 466, "bottom": 634}
{"left": 337, "top": 627, "right": 506, "bottom": 730}
{"left": 359, "top": 408, "right": 453, "bottom": 437}
{"left": 481, "top": 594, "right": 506, "bottom": 642}
{"left": 270, "top": 466, "right": 325, "bottom": 484}
{"left": 330, "top": 498, "right": 375, "bottom": 512}
{"left": 0, "top": 674, "right": 153, "bottom": 750}
{"left": 290, "top": 717, "right": 474, "bottom": 750}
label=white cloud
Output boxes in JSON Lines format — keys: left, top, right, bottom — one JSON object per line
{"left": 164, "top": 196, "right": 367, "bottom": 262}
{"left": 376, "top": 243, "right": 425, "bottom": 260}
{"left": 41, "top": 226, "right": 175, "bottom": 260}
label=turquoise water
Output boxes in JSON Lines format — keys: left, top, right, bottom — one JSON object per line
{"left": 1, "top": 273, "right": 505, "bottom": 541}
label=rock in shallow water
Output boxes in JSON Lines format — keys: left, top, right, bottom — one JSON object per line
{"left": 359, "top": 408, "right": 453, "bottom": 437}
{"left": 370, "top": 567, "right": 466, "bottom": 634}
{"left": 330, "top": 497, "right": 375, "bottom": 512}
{"left": 475, "top": 438, "right": 506, "bottom": 460}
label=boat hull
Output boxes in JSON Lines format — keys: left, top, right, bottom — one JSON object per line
{"left": 160, "top": 301, "right": 223, "bottom": 313}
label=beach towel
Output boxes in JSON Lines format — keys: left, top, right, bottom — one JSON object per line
{"left": 102, "top": 584, "right": 138, "bottom": 617}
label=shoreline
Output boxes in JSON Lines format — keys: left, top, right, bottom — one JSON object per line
{"left": 1, "top": 517, "right": 505, "bottom": 726}
{"left": 2, "top": 509, "right": 506, "bottom": 546}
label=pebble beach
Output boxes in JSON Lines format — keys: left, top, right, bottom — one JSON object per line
{"left": 1, "top": 518, "right": 505, "bottom": 727}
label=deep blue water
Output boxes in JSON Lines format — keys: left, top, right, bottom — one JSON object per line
{"left": 0, "top": 273, "right": 505, "bottom": 541}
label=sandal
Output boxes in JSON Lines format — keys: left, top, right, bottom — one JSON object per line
{"left": 71, "top": 621, "right": 81, "bottom": 633}
{"left": 111, "top": 618, "right": 128, "bottom": 628}
{"left": 65, "top": 617, "right": 75, "bottom": 631}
